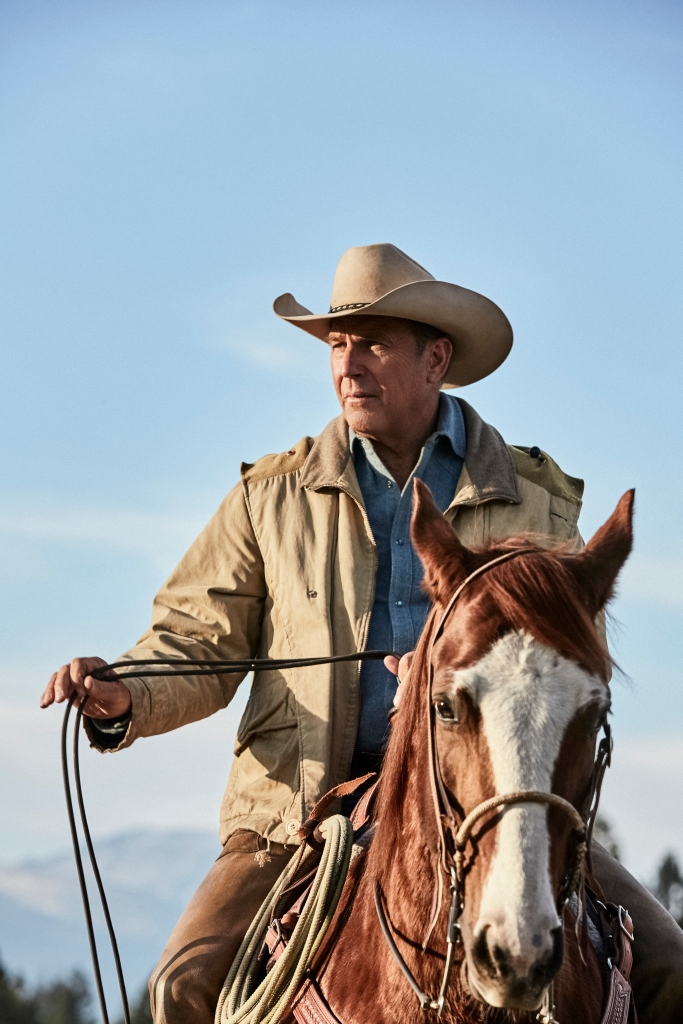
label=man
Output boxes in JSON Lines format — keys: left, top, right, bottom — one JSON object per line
{"left": 41, "top": 244, "right": 683, "bottom": 1023}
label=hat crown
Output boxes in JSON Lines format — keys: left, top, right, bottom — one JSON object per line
{"left": 329, "top": 243, "right": 435, "bottom": 311}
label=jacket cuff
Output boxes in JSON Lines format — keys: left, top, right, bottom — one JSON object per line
{"left": 87, "top": 710, "right": 131, "bottom": 749}
{"left": 83, "top": 676, "right": 151, "bottom": 753}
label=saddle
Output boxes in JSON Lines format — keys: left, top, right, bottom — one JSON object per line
{"left": 261, "top": 778, "right": 636, "bottom": 1024}
{"left": 263, "top": 780, "right": 379, "bottom": 970}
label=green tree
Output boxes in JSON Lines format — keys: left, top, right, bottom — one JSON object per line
{"left": 0, "top": 956, "right": 40, "bottom": 1024}
{"left": 593, "top": 814, "right": 620, "bottom": 861}
{"left": 31, "top": 971, "right": 93, "bottom": 1024}
{"left": 116, "top": 983, "right": 152, "bottom": 1024}
{"left": 652, "top": 852, "right": 683, "bottom": 928}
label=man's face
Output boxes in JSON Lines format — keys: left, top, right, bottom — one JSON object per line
{"left": 327, "top": 315, "right": 452, "bottom": 440}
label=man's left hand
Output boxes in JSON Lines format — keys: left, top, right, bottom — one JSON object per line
{"left": 384, "top": 651, "right": 414, "bottom": 708}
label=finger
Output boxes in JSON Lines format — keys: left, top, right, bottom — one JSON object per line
{"left": 397, "top": 650, "right": 415, "bottom": 682}
{"left": 53, "top": 665, "right": 76, "bottom": 704}
{"left": 71, "top": 657, "right": 105, "bottom": 686}
{"left": 39, "top": 674, "right": 57, "bottom": 708}
{"left": 384, "top": 655, "right": 400, "bottom": 676}
{"left": 83, "top": 676, "right": 131, "bottom": 718}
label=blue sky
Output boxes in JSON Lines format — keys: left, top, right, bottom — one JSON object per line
{"left": 1, "top": 0, "right": 682, "bottom": 876}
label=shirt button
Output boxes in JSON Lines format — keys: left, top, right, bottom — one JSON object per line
{"left": 396, "top": 538, "right": 404, "bottom": 545}
{"left": 285, "top": 819, "right": 301, "bottom": 836}
{"left": 396, "top": 600, "right": 403, "bottom": 607}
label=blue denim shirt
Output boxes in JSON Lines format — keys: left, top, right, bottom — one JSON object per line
{"left": 350, "top": 394, "right": 466, "bottom": 757}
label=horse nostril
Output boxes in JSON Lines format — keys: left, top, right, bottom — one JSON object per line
{"left": 472, "top": 926, "right": 512, "bottom": 980}
{"left": 528, "top": 927, "right": 564, "bottom": 989}
{"left": 550, "top": 926, "right": 563, "bottom": 973}
{"left": 472, "top": 927, "right": 495, "bottom": 978}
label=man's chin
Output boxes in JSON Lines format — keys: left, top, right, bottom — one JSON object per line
{"left": 343, "top": 399, "right": 383, "bottom": 430}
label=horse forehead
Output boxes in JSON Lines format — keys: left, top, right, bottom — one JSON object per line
{"left": 451, "top": 631, "right": 605, "bottom": 725}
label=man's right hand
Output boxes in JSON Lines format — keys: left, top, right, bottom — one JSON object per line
{"left": 40, "top": 657, "right": 132, "bottom": 719}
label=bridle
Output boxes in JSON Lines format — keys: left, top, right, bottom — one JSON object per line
{"left": 375, "top": 550, "right": 613, "bottom": 1017}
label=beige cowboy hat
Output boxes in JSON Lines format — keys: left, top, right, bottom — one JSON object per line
{"left": 273, "top": 243, "right": 513, "bottom": 387}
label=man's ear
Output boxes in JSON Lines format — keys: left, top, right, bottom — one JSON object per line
{"left": 411, "top": 478, "right": 471, "bottom": 605}
{"left": 564, "top": 489, "right": 635, "bottom": 617}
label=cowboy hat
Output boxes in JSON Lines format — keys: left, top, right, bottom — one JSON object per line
{"left": 273, "top": 243, "right": 513, "bottom": 387}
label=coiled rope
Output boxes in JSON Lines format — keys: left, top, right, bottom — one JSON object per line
{"left": 215, "top": 814, "right": 354, "bottom": 1024}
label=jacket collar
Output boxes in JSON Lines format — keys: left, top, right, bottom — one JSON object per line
{"left": 451, "top": 399, "right": 520, "bottom": 507}
{"left": 299, "top": 399, "right": 520, "bottom": 508}
{"left": 299, "top": 414, "right": 361, "bottom": 500}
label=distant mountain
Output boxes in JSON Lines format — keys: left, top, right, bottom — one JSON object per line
{"left": 0, "top": 829, "right": 220, "bottom": 1004}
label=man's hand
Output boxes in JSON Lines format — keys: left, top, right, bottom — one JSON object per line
{"left": 40, "top": 657, "right": 132, "bottom": 719}
{"left": 384, "top": 651, "right": 415, "bottom": 710}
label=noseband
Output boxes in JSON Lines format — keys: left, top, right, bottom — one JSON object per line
{"left": 375, "top": 549, "right": 612, "bottom": 1017}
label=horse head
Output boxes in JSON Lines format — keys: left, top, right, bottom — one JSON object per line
{"left": 409, "top": 480, "right": 634, "bottom": 1012}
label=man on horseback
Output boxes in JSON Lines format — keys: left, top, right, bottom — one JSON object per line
{"left": 41, "top": 244, "right": 682, "bottom": 1023}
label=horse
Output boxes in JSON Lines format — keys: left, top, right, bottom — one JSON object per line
{"left": 287, "top": 481, "right": 635, "bottom": 1024}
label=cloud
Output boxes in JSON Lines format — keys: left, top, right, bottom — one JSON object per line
{"left": 0, "top": 506, "right": 205, "bottom": 573}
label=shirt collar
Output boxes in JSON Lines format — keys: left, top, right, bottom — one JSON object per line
{"left": 349, "top": 394, "right": 466, "bottom": 477}
{"left": 431, "top": 392, "right": 467, "bottom": 459}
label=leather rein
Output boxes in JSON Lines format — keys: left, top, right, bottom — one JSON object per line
{"left": 375, "top": 549, "right": 613, "bottom": 1017}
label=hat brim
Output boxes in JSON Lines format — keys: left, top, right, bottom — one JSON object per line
{"left": 273, "top": 279, "right": 512, "bottom": 387}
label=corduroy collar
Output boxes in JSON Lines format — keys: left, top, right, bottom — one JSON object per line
{"left": 299, "top": 399, "right": 520, "bottom": 509}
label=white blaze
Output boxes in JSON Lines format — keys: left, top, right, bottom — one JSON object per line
{"left": 452, "top": 631, "right": 603, "bottom": 979}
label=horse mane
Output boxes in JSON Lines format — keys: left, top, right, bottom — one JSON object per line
{"left": 468, "top": 534, "right": 611, "bottom": 681}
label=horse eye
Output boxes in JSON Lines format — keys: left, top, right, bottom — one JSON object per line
{"left": 591, "top": 713, "right": 607, "bottom": 736}
{"left": 586, "top": 707, "right": 609, "bottom": 736}
{"left": 434, "top": 698, "right": 459, "bottom": 724}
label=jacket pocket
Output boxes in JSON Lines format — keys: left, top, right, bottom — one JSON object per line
{"left": 234, "top": 671, "right": 297, "bottom": 755}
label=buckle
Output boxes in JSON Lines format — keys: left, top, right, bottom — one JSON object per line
{"left": 618, "top": 905, "right": 634, "bottom": 942}
{"left": 265, "top": 917, "right": 283, "bottom": 954}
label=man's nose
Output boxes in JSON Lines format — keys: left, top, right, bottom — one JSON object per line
{"left": 338, "top": 346, "right": 363, "bottom": 378}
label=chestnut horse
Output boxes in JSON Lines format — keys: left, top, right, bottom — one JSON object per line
{"left": 290, "top": 482, "right": 634, "bottom": 1024}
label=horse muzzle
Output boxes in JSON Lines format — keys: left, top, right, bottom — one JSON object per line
{"left": 464, "top": 923, "right": 563, "bottom": 1010}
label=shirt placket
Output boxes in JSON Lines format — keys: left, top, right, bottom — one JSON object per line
{"left": 388, "top": 488, "right": 413, "bottom": 654}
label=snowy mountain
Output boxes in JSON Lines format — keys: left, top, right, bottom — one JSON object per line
{"left": 0, "top": 829, "right": 220, "bottom": 1002}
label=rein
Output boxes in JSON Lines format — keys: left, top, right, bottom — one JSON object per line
{"left": 375, "top": 550, "right": 612, "bottom": 1018}
{"left": 90, "top": 650, "right": 395, "bottom": 681}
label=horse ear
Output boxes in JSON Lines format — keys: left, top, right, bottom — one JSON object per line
{"left": 411, "top": 478, "right": 471, "bottom": 605}
{"left": 565, "top": 489, "right": 635, "bottom": 617}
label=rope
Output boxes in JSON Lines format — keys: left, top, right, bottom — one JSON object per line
{"left": 62, "top": 696, "right": 131, "bottom": 1024}
{"left": 62, "top": 650, "right": 391, "bottom": 1024}
{"left": 215, "top": 814, "right": 354, "bottom": 1024}
{"left": 92, "top": 651, "right": 396, "bottom": 681}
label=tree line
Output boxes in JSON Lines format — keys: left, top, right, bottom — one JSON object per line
{"left": 0, "top": 967, "right": 151, "bottom": 1024}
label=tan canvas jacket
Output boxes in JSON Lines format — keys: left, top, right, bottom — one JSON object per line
{"left": 85, "top": 400, "right": 586, "bottom": 848}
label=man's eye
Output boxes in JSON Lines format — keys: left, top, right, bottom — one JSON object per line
{"left": 434, "top": 698, "right": 459, "bottom": 724}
